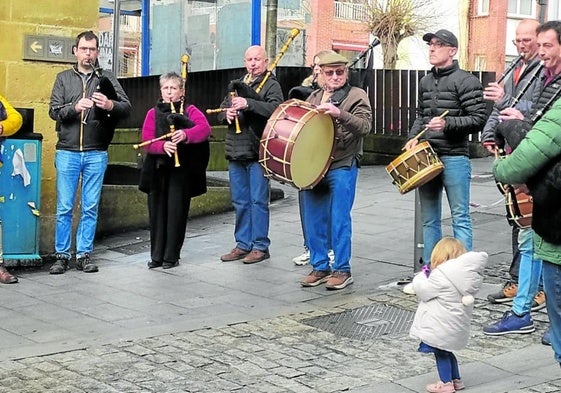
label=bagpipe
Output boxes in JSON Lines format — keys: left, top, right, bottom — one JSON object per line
{"left": 82, "top": 60, "right": 118, "bottom": 125}
{"left": 288, "top": 77, "right": 318, "bottom": 101}
{"left": 133, "top": 55, "right": 193, "bottom": 168}
{"left": 206, "top": 28, "right": 301, "bottom": 132}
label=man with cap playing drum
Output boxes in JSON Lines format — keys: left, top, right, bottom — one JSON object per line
{"left": 404, "top": 29, "right": 487, "bottom": 290}
{"left": 299, "top": 51, "right": 372, "bottom": 290}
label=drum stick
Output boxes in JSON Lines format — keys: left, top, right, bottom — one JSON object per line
{"left": 403, "top": 110, "right": 449, "bottom": 150}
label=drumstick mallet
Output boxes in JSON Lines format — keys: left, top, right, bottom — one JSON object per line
{"left": 403, "top": 110, "right": 449, "bottom": 150}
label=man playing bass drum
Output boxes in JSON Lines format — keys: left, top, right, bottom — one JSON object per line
{"left": 289, "top": 50, "right": 334, "bottom": 267}
{"left": 218, "top": 46, "right": 283, "bottom": 265}
{"left": 299, "top": 51, "right": 372, "bottom": 290}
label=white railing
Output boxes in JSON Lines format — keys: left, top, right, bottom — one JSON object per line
{"left": 334, "top": 1, "right": 367, "bottom": 21}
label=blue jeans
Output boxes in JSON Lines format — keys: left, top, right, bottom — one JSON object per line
{"left": 512, "top": 228, "right": 542, "bottom": 315}
{"left": 542, "top": 260, "right": 561, "bottom": 364}
{"left": 228, "top": 160, "right": 270, "bottom": 251}
{"left": 55, "top": 150, "right": 108, "bottom": 258}
{"left": 418, "top": 342, "right": 460, "bottom": 382}
{"left": 419, "top": 155, "right": 472, "bottom": 263}
{"left": 301, "top": 162, "right": 358, "bottom": 273}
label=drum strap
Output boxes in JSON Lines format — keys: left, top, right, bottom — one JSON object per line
{"left": 329, "top": 83, "right": 352, "bottom": 106}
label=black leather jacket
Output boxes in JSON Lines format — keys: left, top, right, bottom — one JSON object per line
{"left": 49, "top": 64, "right": 131, "bottom": 151}
{"left": 218, "top": 73, "right": 283, "bottom": 161}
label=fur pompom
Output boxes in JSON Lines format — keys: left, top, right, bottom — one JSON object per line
{"left": 462, "top": 295, "right": 474, "bottom": 306}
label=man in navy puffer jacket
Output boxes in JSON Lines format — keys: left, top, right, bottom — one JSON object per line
{"left": 404, "top": 29, "right": 488, "bottom": 278}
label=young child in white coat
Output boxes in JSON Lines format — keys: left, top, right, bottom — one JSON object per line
{"left": 409, "top": 237, "right": 488, "bottom": 393}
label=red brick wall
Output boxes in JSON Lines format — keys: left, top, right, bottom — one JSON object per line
{"left": 469, "top": 0, "right": 507, "bottom": 74}
{"left": 303, "top": 0, "right": 369, "bottom": 66}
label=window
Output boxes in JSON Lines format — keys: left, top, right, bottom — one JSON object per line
{"left": 478, "top": 0, "right": 489, "bottom": 15}
{"left": 334, "top": 1, "right": 367, "bottom": 21}
{"left": 474, "top": 55, "right": 487, "bottom": 72}
{"left": 507, "top": 0, "right": 535, "bottom": 17}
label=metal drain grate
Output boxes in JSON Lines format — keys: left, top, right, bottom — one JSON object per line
{"left": 109, "top": 241, "right": 151, "bottom": 255}
{"left": 303, "top": 304, "right": 414, "bottom": 341}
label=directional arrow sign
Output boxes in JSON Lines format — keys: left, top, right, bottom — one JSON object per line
{"left": 23, "top": 34, "right": 75, "bottom": 63}
{"left": 30, "top": 41, "right": 43, "bottom": 53}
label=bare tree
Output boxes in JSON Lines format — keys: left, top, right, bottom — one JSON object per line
{"left": 363, "top": 0, "right": 436, "bottom": 69}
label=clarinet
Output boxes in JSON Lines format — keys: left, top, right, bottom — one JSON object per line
{"left": 508, "top": 61, "right": 544, "bottom": 108}
{"left": 496, "top": 54, "right": 524, "bottom": 84}
{"left": 531, "top": 85, "right": 561, "bottom": 123}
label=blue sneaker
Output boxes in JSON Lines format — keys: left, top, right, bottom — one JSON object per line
{"left": 542, "top": 329, "right": 552, "bottom": 346}
{"left": 483, "top": 311, "right": 535, "bottom": 336}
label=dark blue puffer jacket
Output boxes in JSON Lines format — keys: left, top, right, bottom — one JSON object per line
{"left": 408, "top": 60, "right": 488, "bottom": 156}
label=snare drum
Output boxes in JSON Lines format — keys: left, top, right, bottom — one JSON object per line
{"left": 506, "top": 189, "right": 533, "bottom": 228}
{"left": 259, "top": 99, "right": 335, "bottom": 190}
{"left": 385, "top": 141, "right": 444, "bottom": 194}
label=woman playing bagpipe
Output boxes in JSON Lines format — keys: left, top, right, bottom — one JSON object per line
{"left": 138, "top": 70, "right": 211, "bottom": 270}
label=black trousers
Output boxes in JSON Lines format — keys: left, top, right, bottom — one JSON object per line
{"left": 148, "top": 168, "right": 191, "bottom": 263}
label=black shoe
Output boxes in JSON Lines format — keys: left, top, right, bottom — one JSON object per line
{"left": 76, "top": 254, "right": 98, "bottom": 273}
{"left": 147, "top": 260, "right": 163, "bottom": 269}
{"left": 49, "top": 255, "right": 69, "bottom": 275}
{"left": 162, "top": 261, "right": 179, "bottom": 269}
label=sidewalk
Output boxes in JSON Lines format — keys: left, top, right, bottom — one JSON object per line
{"left": 0, "top": 156, "right": 558, "bottom": 392}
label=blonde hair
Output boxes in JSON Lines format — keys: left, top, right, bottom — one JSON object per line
{"left": 430, "top": 237, "right": 467, "bottom": 270}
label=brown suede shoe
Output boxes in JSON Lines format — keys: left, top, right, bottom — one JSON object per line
{"left": 325, "top": 271, "right": 353, "bottom": 290}
{"left": 242, "top": 250, "right": 270, "bottom": 264}
{"left": 0, "top": 265, "right": 18, "bottom": 284}
{"left": 220, "top": 247, "right": 249, "bottom": 262}
{"left": 300, "top": 270, "right": 331, "bottom": 287}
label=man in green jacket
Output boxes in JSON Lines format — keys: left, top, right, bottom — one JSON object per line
{"left": 493, "top": 97, "right": 561, "bottom": 367}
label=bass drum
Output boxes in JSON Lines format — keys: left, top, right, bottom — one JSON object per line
{"left": 259, "top": 99, "right": 335, "bottom": 190}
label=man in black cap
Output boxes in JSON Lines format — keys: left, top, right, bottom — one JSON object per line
{"left": 403, "top": 29, "right": 488, "bottom": 294}
{"left": 299, "top": 51, "right": 372, "bottom": 290}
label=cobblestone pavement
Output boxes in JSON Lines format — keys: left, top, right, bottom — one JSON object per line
{"left": 1, "top": 159, "right": 560, "bottom": 392}
{"left": 0, "top": 279, "right": 558, "bottom": 393}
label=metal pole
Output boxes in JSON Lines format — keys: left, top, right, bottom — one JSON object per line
{"left": 265, "top": 0, "right": 278, "bottom": 61}
{"left": 413, "top": 189, "right": 424, "bottom": 273}
{"left": 141, "top": 0, "right": 150, "bottom": 76}
{"left": 251, "top": 0, "right": 261, "bottom": 45}
{"left": 537, "top": 0, "right": 548, "bottom": 24}
{"left": 112, "top": 0, "right": 121, "bottom": 74}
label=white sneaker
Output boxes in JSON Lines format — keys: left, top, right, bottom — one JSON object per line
{"left": 293, "top": 250, "right": 310, "bottom": 265}
{"left": 402, "top": 282, "right": 415, "bottom": 295}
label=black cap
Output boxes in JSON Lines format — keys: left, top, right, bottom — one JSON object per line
{"left": 423, "top": 29, "right": 458, "bottom": 48}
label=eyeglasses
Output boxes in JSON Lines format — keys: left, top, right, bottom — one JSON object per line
{"left": 512, "top": 38, "right": 533, "bottom": 45}
{"left": 77, "top": 46, "right": 98, "bottom": 53}
{"left": 322, "top": 69, "right": 346, "bottom": 77}
{"left": 426, "top": 41, "right": 450, "bottom": 48}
